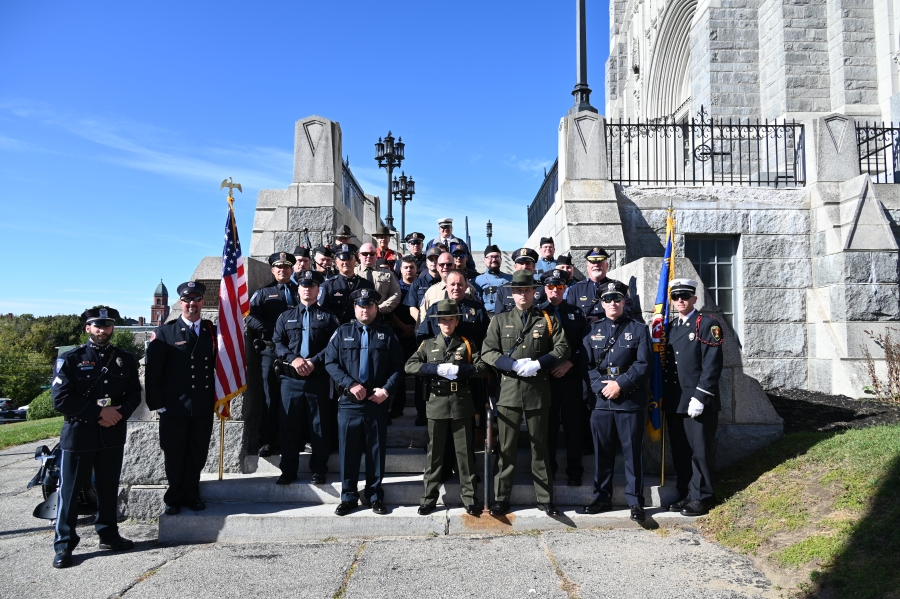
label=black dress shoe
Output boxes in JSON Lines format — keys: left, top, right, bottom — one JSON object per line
{"left": 99, "top": 537, "right": 134, "bottom": 551}
{"left": 164, "top": 504, "right": 181, "bottom": 516}
{"left": 414, "top": 416, "right": 427, "bottom": 426}
{"left": 668, "top": 497, "right": 690, "bottom": 512}
{"left": 371, "top": 500, "right": 388, "bottom": 515}
{"left": 465, "top": 504, "right": 483, "bottom": 516}
{"left": 489, "top": 500, "right": 509, "bottom": 516}
{"left": 258, "top": 444, "right": 274, "bottom": 457}
{"left": 52, "top": 550, "right": 73, "bottom": 569}
{"left": 582, "top": 500, "right": 612, "bottom": 514}
{"left": 334, "top": 501, "right": 358, "bottom": 516}
{"left": 536, "top": 502, "right": 560, "bottom": 516}
{"left": 567, "top": 477, "right": 582, "bottom": 487}
{"left": 418, "top": 504, "right": 436, "bottom": 515}
{"left": 310, "top": 473, "right": 326, "bottom": 485}
{"left": 275, "top": 474, "right": 296, "bottom": 485}
{"left": 630, "top": 505, "right": 646, "bottom": 522}
{"left": 187, "top": 500, "right": 206, "bottom": 511}
{"left": 680, "top": 499, "right": 710, "bottom": 517}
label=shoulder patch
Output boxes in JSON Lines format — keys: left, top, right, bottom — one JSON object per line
{"left": 55, "top": 359, "right": 64, "bottom": 372}
{"left": 711, "top": 325, "right": 723, "bottom": 342}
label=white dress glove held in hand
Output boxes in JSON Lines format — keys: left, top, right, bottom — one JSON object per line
{"left": 520, "top": 360, "right": 541, "bottom": 377}
{"left": 512, "top": 358, "right": 529, "bottom": 375}
{"left": 687, "top": 397, "right": 704, "bottom": 418}
{"left": 436, "top": 363, "right": 459, "bottom": 380}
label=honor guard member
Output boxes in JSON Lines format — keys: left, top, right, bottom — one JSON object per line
{"left": 372, "top": 225, "right": 398, "bottom": 268}
{"left": 579, "top": 283, "right": 652, "bottom": 522}
{"left": 246, "top": 252, "right": 300, "bottom": 457}
{"left": 566, "top": 247, "right": 631, "bottom": 324}
{"left": 290, "top": 246, "right": 312, "bottom": 284}
{"left": 395, "top": 232, "right": 427, "bottom": 277}
{"left": 539, "top": 269, "right": 589, "bottom": 486}
{"left": 493, "top": 248, "right": 544, "bottom": 314}
{"left": 50, "top": 307, "right": 142, "bottom": 568}
{"left": 473, "top": 245, "right": 511, "bottom": 315}
{"left": 145, "top": 282, "right": 217, "bottom": 516}
{"left": 273, "top": 270, "right": 340, "bottom": 485}
{"left": 325, "top": 289, "right": 405, "bottom": 516}
{"left": 534, "top": 237, "right": 557, "bottom": 277}
{"left": 406, "top": 300, "right": 488, "bottom": 516}
{"left": 313, "top": 245, "right": 336, "bottom": 279}
{"left": 320, "top": 244, "right": 375, "bottom": 324}
{"left": 356, "top": 242, "right": 402, "bottom": 315}
{"left": 481, "top": 270, "right": 570, "bottom": 517}
{"left": 664, "top": 278, "right": 724, "bottom": 517}
{"left": 405, "top": 246, "right": 443, "bottom": 322}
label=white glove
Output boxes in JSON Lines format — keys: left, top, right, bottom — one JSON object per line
{"left": 687, "top": 397, "right": 704, "bottom": 418}
{"left": 512, "top": 358, "right": 530, "bottom": 374}
{"left": 519, "top": 360, "right": 541, "bottom": 377}
{"left": 436, "top": 363, "right": 459, "bottom": 380}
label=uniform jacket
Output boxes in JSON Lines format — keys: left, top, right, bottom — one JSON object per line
{"left": 320, "top": 274, "right": 375, "bottom": 324}
{"left": 52, "top": 342, "right": 142, "bottom": 450}
{"left": 145, "top": 318, "right": 217, "bottom": 417}
{"left": 473, "top": 270, "right": 512, "bottom": 314}
{"left": 565, "top": 277, "right": 632, "bottom": 321}
{"left": 481, "top": 306, "right": 570, "bottom": 410}
{"left": 579, "top": 316, "right": 651, "bottom": 411}
{"left": 273, "top": 303, "right": 341, "bottom": 377}
{"left": 404, "top": 270, "right": 439, "bottom": 309}
{"left": 535, "top": 257, "right": 557, "bottom": 277}
{"left": 664, "top": 311, "right": 724, "bottom": 413}
{"left": 418, "top": 280, "right": 478, "bottom": 324}
{"left": 492, "top": 283, "right": 545, "bottom": 315}
{"left": 538, "top": 300, "right": 589, "bottom": 378}
{"left": 246, "top": 281, "right": 299, "bottom": 340}
{"left": 355, "top": 265, "right": 402, "bottom": 313}
{"left": 416, "top": 297, "right": 490, "bottom": 347}
{"left": 324, "top": 320, "right": 405, "bottom": 406}
{"left": 405, "top": 334, "right": 489, "bottom": 420}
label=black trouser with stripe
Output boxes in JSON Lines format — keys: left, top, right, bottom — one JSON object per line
{"left": 667, "top": 411, "right": 718, "bottom": 502}
{"left": 159, "top": 410, "right": 215, "bottom": 506}
{"left": 590, "top": 409, "right": 644, "bottom": 507}
{"left": 54, "top": 446, "right": 123, "bottom": 553}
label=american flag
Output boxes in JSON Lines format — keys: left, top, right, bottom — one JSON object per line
{"left": 214, "top": 198, "right": 250, "bottom": 419}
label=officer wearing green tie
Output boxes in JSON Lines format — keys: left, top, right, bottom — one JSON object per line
{"left": 480, "top": 270, "right": 570, "bottom": 517}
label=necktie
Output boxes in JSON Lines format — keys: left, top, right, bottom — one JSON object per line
{"left": 521, "top": 310, "right": 528, "bottom": 326}
{"left": 283, "top": 284, "right": 294, "bottom": 307}
{"left": 365, "top": 268, "right": 374, "bottom": 283}
{"left": 553, "top": 306, "right": 561, "bottom": 324}
{"left": 359, "top": 326, "right": 370, "bottom": 384}
{"left": 193, "top": 322, "right": 200, "bottom": 337}
{"left": 300, "top": 309, "right": 310, "bottom": 358}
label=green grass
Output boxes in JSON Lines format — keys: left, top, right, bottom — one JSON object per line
{"left": 702, "top": 425, "right": 900, "bottom": 599}
{"left": 0, "top": 416, "right": 63, "bottom": 450}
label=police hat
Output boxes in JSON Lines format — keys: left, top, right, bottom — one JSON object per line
{"left": 372, "top": 226, "right": 392, "bottom": 238}
{"left": 292, "top": 246, "right": 311, "bottom": 258}
{"left": 406, "top": 232, "right": 425, "bottom": 243}
{"left": 503, "top": 270, "right": 542, "bottom": 288}
{"left": 177, "top": 281, "right": 206, "bottom": 299}
{"left": 375, "top": 258, "right": 391, "bottom": 269}
{"left": 555, "top": 252, "right": 573, "bottom": 266}
{"left": 334, "top": 244, "right": 359, "bottom": 260}
{"left": 539, "top": 236, "right": 554, "bottom": 246}
{"left": 269, "top": 252, "right": 296, "bottom": 267}
{"left": 437, "top": 217, "right": 453, "bottom": 227}
{"left": 314, "top": 245, "right": 333, "bottom": 257}
{"left": 82, "top": 306, "right": 120, "bottom": 326}
{"left": 585, "top": 247, "right": 610, "bottom": 262}
{"left": 296, "top": 270, "right": 325, "bottom": 287}
{"left": 428, "top": 299, "right": 463, "bottom": 318}
{"left": 484, "top": 244, "right": 501, "bottom": 255}
{"left": 541, "top": 269, "right": 570, "bottom": 286}
{"left": 512, "top": 247, "right": 539, "bottom": 263}
{"left": 450, "top": 246, "right": 468, "bottom": 257}
{"left": 426, "top": 246, "right": 444, "bottom": 259}
{"left": 334, "top": 224, "right": 352, "bottom": 238}
{"left": 670, "top": 278, "right": 699, "bottom": 295}
{"left": 350, "top": 288, "right": 382, "bottom": 306}
{"left": 599, "top": 282, "right": 625, "bottom": 302}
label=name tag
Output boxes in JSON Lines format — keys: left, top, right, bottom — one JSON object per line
{"left": 334, "top": 292, "right": 343, "bottom": 297}
{"left": 344, "top": 337, "right": 355, "bottom": 341}
{"left": 430, "top": 349, "right": 441, "bottom": 352}
{"left": 287, "top": 319, "right": 297, "bottom": 323}
{"left": 175, "top": 341, "right": 187, "bottom": 346}
{"left": 268, "top": 294, "right": 279, "bottom": 298}
{"left": 580, "top": 296, "right": 588, "bottom": 301}
{"left": 504, "top": 325, "right": 515, "bottom": 328}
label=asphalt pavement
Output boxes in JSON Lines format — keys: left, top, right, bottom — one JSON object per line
{"left": 0, "top": 440, "right": 777, "bottom": 599}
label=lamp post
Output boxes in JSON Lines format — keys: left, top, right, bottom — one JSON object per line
{"left": 570, "top": 0, "right": 598, "bottom": 114}
{"left": 486, "top": 220, "right": 493, "bottom": 247}
{"left": 392, "top": 171, "right": 415, "bottom": 242}
{"left": 375, "top": 131, "right": 405, "bottom": 230}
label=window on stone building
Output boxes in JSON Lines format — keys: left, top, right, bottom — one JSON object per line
{"left": 684, "top": 236, "right": 738, "bottom": 333}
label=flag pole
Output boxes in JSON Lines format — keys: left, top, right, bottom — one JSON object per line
{"left": 660, "top": 199, "right": 675, "bottom": 488}
{"left": 218, "top": 417, "right": 225, "bottom": 480}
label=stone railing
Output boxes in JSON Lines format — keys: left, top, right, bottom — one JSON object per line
{"left": 857, "top": 122, "right": 900, "bottom": 184}
{"left": 526, "top": 159, "right": 559, "bottom": 236}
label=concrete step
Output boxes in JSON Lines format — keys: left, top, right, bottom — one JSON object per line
{"left": 158, "top": 503, "right": 694, "bottom": 544}
{"left": 196, "top": 472, "right": 678, "bottom": 507}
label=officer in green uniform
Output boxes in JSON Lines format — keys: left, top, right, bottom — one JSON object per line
{"left": 480, "top": 270, "right": 570, "bottom": 517}
{"left": 406, "top": 300, "right": 488, "bottom": 516}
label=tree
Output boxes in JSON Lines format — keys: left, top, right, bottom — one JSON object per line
{"left": 0, "top": 344, "right": 51, "bottom": 403}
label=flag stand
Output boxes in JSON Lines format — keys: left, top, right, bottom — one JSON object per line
{"left": 660, "top": 413, "right": 666, "bottom": 487}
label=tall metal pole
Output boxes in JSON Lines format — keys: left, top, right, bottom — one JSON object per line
{"left": 386, "top": 164, "right": 394, "bottom": 230}
{"left": 570, "top": 0, "right": 598, "bottom": 114}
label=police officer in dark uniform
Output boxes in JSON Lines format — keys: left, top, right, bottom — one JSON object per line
{"left": 404, "top": 246, "right": 444, "bottom": 322}
{"left": 566, "top": 247, "right": 632, "bottom": 324}
{"left": 319, "top": 244, "right": 375, "bottom": 324}
{"left": 538, "top": 269, "right": 589, "bottom": 486}
{"left": 554, "top": 253, "right": 580, "bottom": 291}
{"left": 246, "top": 252, "right": 300, "bottom": 457}
{"left": 324, "top": 288, "right": 405, "bottom": 516}
{"left": 395, "top": 232, "right": 427, "bottom": 277}
{"left": 493, "top": 248, "right": 544, "bottom": 314}
{"left": 664, "top": 278, "right": 724, "bottom": 517}
{"left": 580, "top": 283, "right": 652, "bottom": 522}
{"left": 313, "top": 245, "right": 336, "bottom": 279}
{"left": 145, "top": 282, "right": 217, "bottom": 516}
{"left": 273, "top": 270, "right": 340, "bottom": 485}
{"left": 290, "top": 246, "right": 312, "bottom": 284}
{"left": 416, "top": 269, "right": 490, "bottom": 348}
{"left": 50, "top": 306, "right": 142, "bottom": 568}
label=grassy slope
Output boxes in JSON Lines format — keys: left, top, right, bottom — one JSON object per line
{"left": 702, "top": 425, "right": 900, "bottom": 599}
{"left": 0, "top": 417, "right": 63, "bottom": 450}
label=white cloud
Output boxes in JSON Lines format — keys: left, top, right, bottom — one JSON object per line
{"left": 504, "top": 154, "right": 554, "bottom": 177}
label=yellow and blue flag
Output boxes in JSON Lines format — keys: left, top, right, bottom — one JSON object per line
{"left": 647, "top": 208, "right": 675, "bottom": 442}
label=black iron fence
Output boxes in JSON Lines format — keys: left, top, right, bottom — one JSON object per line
{"left": 341, "top": 159, "right": 366, "bottom": 224}
{"left": 527, "top": 159, "right": 558, "bottom": 236}
{"left": 857, "top": 122, "right": 900, "bottom": 184}
{"left": 606, "top": 106, "right": 805, "bottom": 187}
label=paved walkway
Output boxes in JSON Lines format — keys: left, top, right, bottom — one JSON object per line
{"left": 0, "top": 440, "right": 776, "bottom": 599}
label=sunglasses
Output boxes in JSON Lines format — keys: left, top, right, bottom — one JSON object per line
{"left": 601, "top": 296, "right": 624, "bottom": 304}
{"left": 545, "top": 284, "right": 566, "bottom": 291}
{"left": 437, "top": 262, "right": 453, "bottom": 268}
{"left": 181, "top": 296, "right": 203, "bottom": 303}
{"left": 359, "top": 252, "right": 376, "bottom": 257}
{"left": 670, "top": 292, "right": 693, "bottom": 301}
{"left": 408, "top": 240, "right": 423, "bottom": 245}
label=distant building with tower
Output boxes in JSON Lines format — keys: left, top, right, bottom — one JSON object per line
{"left": 151, "top": 280, "right": 169, "bottom": 326}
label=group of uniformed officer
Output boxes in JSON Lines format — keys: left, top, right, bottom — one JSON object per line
{"left": 47, "top": 217, "right": 724, "bottom": 566}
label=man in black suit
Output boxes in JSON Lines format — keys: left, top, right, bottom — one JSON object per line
{"left": 145, "top": 281, "right": 217, "bottom": 516}
{"left": 664, "top": 278, "right": 725, "bottom": 517}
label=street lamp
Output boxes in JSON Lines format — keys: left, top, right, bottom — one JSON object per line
{"left": 375, "top": 131, "right": 405, "bottom": 230}
{"left": 486, "top": 220, "right": 493, "bottom": 247}
{"left": 392, "top": 171, "right": 415, "bottom": 242}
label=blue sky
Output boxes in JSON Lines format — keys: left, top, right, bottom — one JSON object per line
{"left": 0, "top": 1, "right": 608, "bottom": 319}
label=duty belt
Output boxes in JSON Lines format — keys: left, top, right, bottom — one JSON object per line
{"left": 429, "top": 379, "right": 459, "bottom": 396}
{"left": 599, "top": 366, "right": 630, "bottom": 376}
